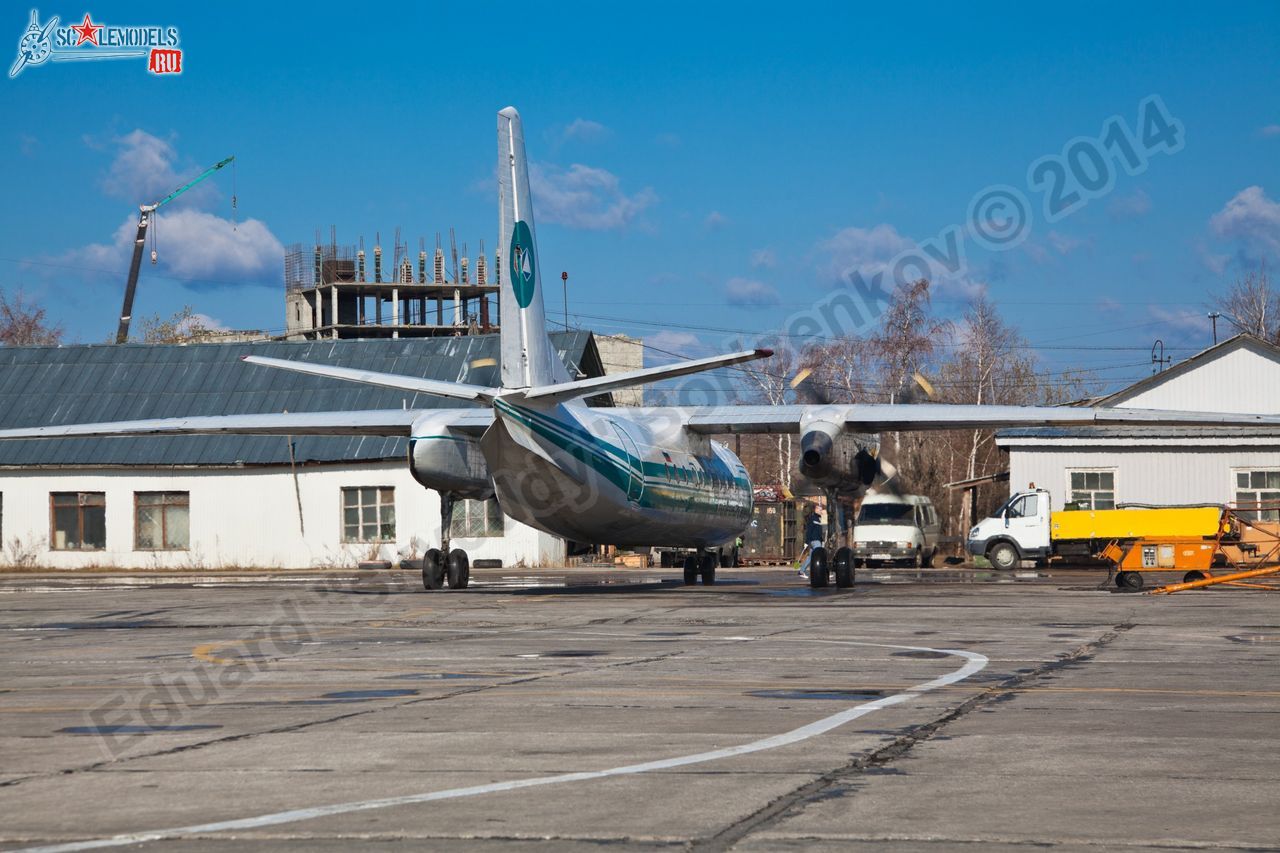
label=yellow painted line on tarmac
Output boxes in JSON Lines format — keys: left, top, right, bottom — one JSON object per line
{"left": 191, "top": 642, "right": 237, "bottom": 666}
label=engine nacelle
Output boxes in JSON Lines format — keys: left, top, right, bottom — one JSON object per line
{"left": 408, "top": 413, "right": 493, "bottom": 500}
{"left": 797, "top": 412, "right": 883, "bottom": 495}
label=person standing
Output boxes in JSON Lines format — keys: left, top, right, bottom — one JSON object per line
{"left": 797, "top": 505, "right": 824, "bottom": 577}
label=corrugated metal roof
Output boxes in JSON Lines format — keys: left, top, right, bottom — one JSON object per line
{"left": 997, "top": 426, "right": 1280, "bottom": 440}
{"left": 1093, "top": 333, "right": 1280, "bottom": 408}
{"left": 0, "top": 332, "right": 595, "bottom": 467}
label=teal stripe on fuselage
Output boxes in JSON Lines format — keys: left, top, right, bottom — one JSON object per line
{"left": 494, "top": 399, "right": 750, "bottom": 516}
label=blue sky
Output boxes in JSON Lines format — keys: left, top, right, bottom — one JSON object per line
{"left": 3, "top": 2, "right": 1278, "bottom": 389}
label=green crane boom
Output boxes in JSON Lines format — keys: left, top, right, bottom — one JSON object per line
{"left": 115, "top": 155, "right": 235, "bottom": 344}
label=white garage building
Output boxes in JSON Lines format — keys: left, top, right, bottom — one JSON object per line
{"left": 997, "top": 334, "right": 1280, "bottom": 518}
{"left": 0, "top": 332, "right": 607, "bottom": 570}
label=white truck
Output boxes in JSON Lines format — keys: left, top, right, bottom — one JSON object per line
{"left": 967, "top": 488, "right": 1227, "bottom": 575}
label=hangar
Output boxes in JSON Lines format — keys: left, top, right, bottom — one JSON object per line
{"left": 998, "top": 334, "right": 1280, "bottom": 519}
{"left": 0, "top": 332, "right": 606, "bottom": 570}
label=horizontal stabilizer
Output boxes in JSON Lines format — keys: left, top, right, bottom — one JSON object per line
{"left": 241, "top": 355, "right": 500, "bottom": 402}
{"left": 521, "top": 349, "right": 772, "bottom": 404}
{"left": 0, "top": 409, "right": 495, "bottom": 440}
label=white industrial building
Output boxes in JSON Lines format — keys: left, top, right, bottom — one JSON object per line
{"left": 998, "top": 334, "right": 1280, "bottom": 518}
{"left": 0, "top": 333, "right": 610, "bottom": 570}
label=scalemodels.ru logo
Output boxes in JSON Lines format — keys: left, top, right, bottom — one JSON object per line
{"left": 9, "top": 9, "right": 182, "bottom": 78}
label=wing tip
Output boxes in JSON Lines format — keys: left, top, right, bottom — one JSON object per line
{"left": 755, "top": 348, "right": 774, "bottom": 358}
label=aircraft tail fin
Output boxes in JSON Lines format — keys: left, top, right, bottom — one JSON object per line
{"left": 498, "top": 106, "right": 571, "bottom": 391}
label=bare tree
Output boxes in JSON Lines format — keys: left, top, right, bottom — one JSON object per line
{"left": 739, "top": 345, "right": 797, "bottom": 489}
{"left": 136, "top": 306, "right": 212, "bottom": 344}
{"left": 867, "top": 279, "right": 951, "bottom": 399}
{"left": 0, "top": 289, "right": 63, "bottom": 346}
{"left": 1212, "top": 267, "right": 1278, "bottom": 343}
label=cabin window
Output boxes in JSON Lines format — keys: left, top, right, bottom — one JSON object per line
{"left": 450, "top": 497, "right": 504, "bottom": 538}
{"left": 1068, "top": 470, "right": 1115, "bottom": 509}
{"left": 1007, "top": 493, "right": 1039, "bottom": 519}
{"left": 51, "top": 492, "right": 106, "bottom": 551}
{"left": 1234, "top": 469, "right": 1280, "bottom": 521}
{"left": 135, "top": 492, "right": 190, "bottom": 550}
{"left": 341, "top": 487, "right": 396, "bottom": 542}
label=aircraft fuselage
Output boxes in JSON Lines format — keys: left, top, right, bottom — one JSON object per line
{"left": 482, "top": 398, "right": 753, "bottom": 547}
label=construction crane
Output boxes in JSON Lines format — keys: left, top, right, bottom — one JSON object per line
{"left": 115, "top": 155, "right": 235, "bottom": 344}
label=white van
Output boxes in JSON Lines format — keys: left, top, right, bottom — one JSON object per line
{"left": 852, "top": 492, "right": 941, "bottom": 568}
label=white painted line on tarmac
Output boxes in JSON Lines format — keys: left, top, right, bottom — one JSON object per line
{"left": 16, "top": 641, "right": 987, "bottom": 853}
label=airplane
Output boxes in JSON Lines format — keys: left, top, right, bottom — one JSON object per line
{"left": 4, "top": 106, "right": 1280, "bottom": 591}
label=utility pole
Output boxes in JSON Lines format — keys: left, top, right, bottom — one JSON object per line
{"left": 561, "top": 270, "right": 569, "bottom": 329}
{"left": 1208, "top": 311, "right": 1220, "bottom": 345}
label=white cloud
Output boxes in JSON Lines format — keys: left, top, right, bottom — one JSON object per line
{"left": 816, "top": 222, "right": 985, "bottom": 301}
{"left": 60, "top": 210, "right": 283, "bottom": 286}
{"left": 1210, "top": 185, "right": 1280, "bottom": 258}
{"left": 100, "top": 129, "right": 184, "bottom": 202}
{"left": 529, "top": 162, "right": 657, "bottom": 230}
{"left": 1047, "top": 230, "right": 1087, "bottom": 255}
{"left": 562, "top": 118, "right": 610, "bottom": 143}
{"left": 704, "top": 210, "right": 727, "bottom": 229}
{"left": 724, "top": 277, "right": 779, "bottom": 306}
{"left": 1260, "top": 124, "right": 1280, "bottom": 138}
{"left": 644, "top": 330, "right": 706, "bottom": 362}
{"left": 817, "top": 224, "right": 913, "bottom": 284}
{"left": 647, "top": 330, "right": 701, "bottom": 351}
{"left": 1022, "top": 240, "right": 1051, "bottom": 265}
{"left": 1195, "top": 240, "right": 1230, "bottom": 275}
{"left": 1148, "top": 304, "right": 1211, "bottom": 337}
{"left": 1108, "top": 188, "right": 1151, "bottom": 219}
{"left": 749, "top": 248, "right": 776, "bottom": 269}
{"left": 188, "top": 312, "right": 228, "bottom": 332}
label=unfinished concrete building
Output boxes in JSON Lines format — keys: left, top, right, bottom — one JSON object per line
{"left": 285, "top": 230, "right": 500, "bottom": 340}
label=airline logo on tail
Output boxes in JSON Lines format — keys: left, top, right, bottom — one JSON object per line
{"left": 509, "top": 220, "right": 536, "bottom": 308}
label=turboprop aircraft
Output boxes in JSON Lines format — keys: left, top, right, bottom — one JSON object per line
{"left": 4, "top": 106, "right": 1280, "bottom": 591}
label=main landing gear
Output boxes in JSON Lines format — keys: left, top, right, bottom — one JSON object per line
{"left": 806, "top": 546, "right": 856, "bottom": 589}
{"left": 682, "top": 548, "right": 719, "bottom": 586}
{"left": 422, "top": 493, "right": 470, "bottom": 591}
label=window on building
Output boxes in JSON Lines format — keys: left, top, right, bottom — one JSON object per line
{"left": 51, "top": 492, "right": 106, "bottom": 551}
{"left": 1068, "top": 470, "right": 1115, "bottom": 509}
{"left": 341, "top": 487, "right": 396, "bottom": 542}
{"left": 1234, "top": 469, "right": 1280, "bottom": 521}
{"left": 135, "top": 492, "right": 190, "bottom": 550}
{"left": 449, "top": 498, "right": 504, "bottom": 538}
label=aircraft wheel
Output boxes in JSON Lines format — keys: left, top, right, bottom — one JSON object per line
{"left": 833, "top": 547, "right": 855, "bottom": 588}
{"left": 683, "top": 554, "right": 699, "bottom": 585}
{"left": 446, "top": 549, "right": 470, "bottom": 589}
{"left": 1116, "top": 570, "right": 1143, "bottom": 591}
{"left": 422, "top": 548, "right": 445, "bottom": 590}
{"left": 700, "top": 553, "right": 717, "bottom": 585}
{"left": 809, "top": 547, "right": 830, "bottom": 588}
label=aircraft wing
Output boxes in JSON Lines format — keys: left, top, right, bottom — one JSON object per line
{"left": 0, "top": 408, "right": 495, "bottom": 440}
{"left": 240, "top": 355, "right": 501, "bottom": 403}
{"left": 627, "top": 404, "right": 1280, "bottom": 434}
